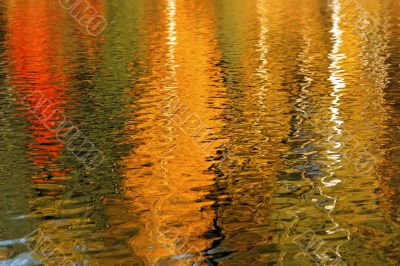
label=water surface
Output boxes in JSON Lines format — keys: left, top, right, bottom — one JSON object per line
{"left": 1, "top": 0, "right": 400, "bottom": 265}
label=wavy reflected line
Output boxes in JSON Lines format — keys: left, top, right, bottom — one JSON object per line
{"left": 255, "top": 0, "right": 269, "bottom": 118}
{"left": 278, "top": 1, "right": 351, "bottom": 263}
{"left": 323, "top": 0, "right": 351, "bottom": 258}
{"left": 149, "top": 0, "right": 184, "bottom": 262}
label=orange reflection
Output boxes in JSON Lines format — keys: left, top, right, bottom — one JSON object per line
{"left": 122, "top": 0, "right": 225, "bottom": 264}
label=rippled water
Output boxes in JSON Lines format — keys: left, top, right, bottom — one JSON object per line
{"left": 1, "top": 0, "right": 400, "bottom": 265}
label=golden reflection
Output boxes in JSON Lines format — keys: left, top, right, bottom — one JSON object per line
{"left": 209, "top": 0, "right": 295, "bottom": 264}
{"left": 266, "top": 0, "right": 348, "bottom": 264}
{"left": 384, "top": 0, "right": 400, "bottom": 231}
{"left": 319, "top": 0, "right": 396, "bottom": 264}
{"left": 122, "top": 0, "right": 225, "bottom": 264}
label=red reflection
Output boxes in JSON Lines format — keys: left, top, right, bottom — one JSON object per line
{"left": 6, "top": 0, "right": 71, "bottom": 181}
